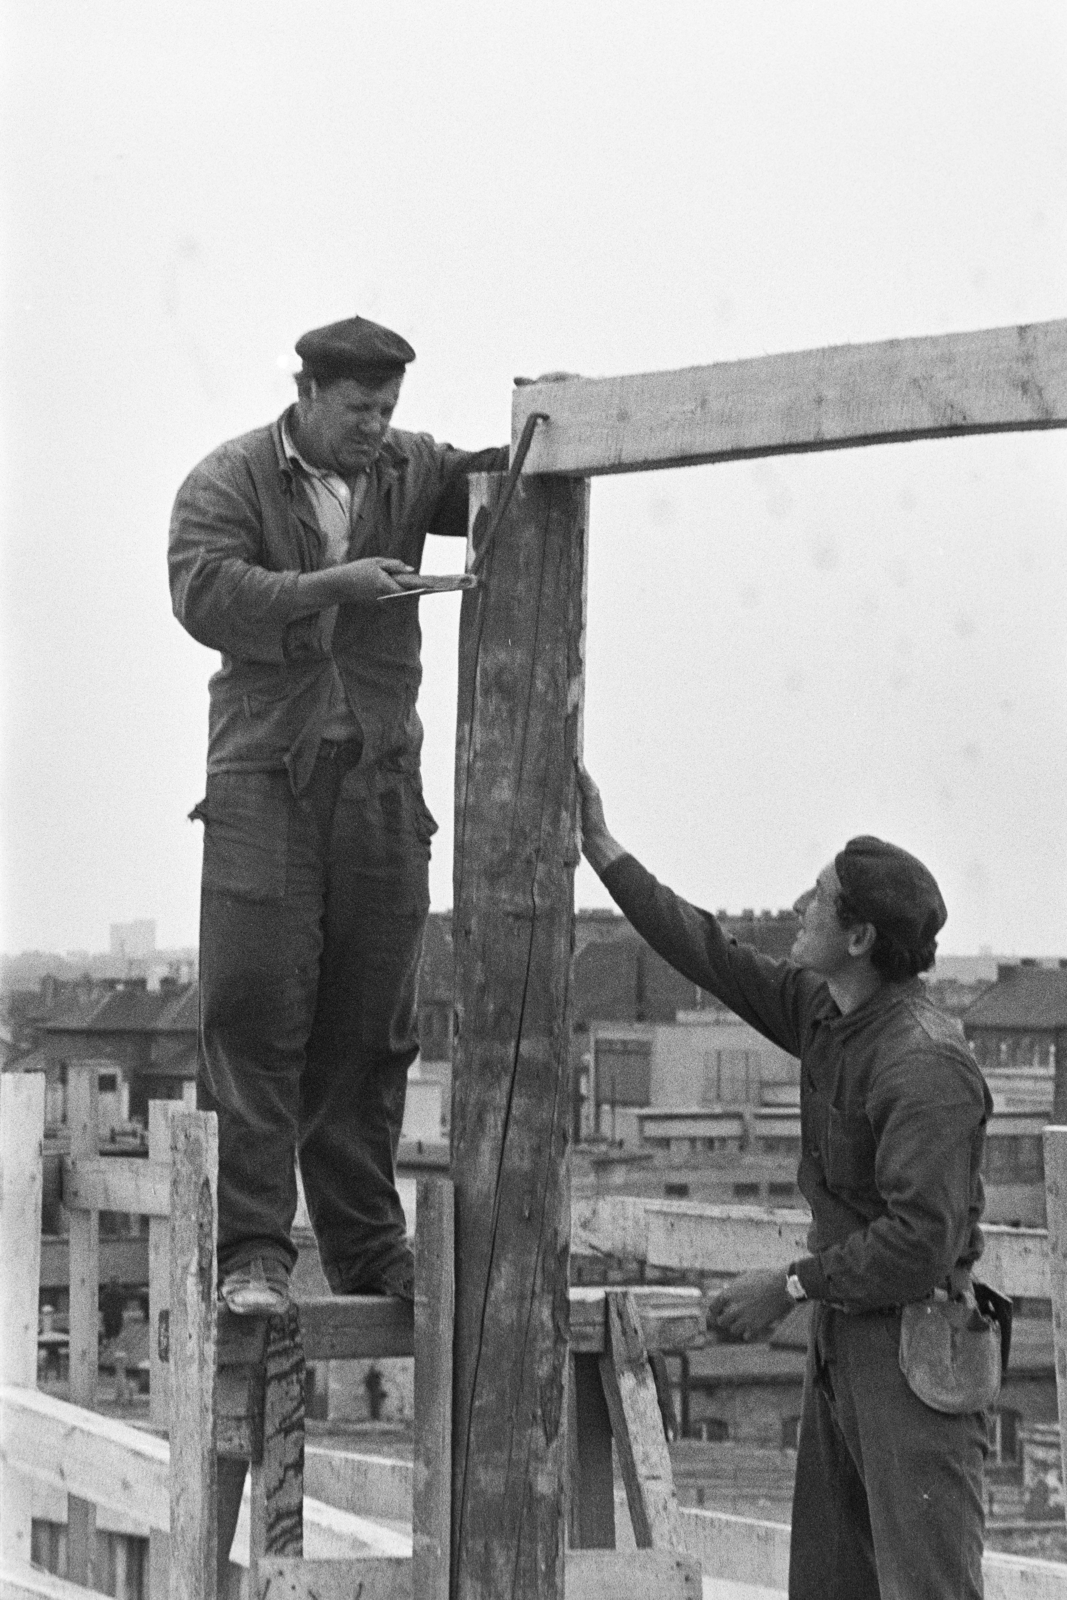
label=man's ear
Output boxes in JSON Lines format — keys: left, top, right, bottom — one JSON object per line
{"left": 848, "top": 922, "right": 877, "bottom": 959}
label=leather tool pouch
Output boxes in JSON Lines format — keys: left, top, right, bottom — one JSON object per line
{"left": 899, "top": 1284, "right": 1005, "bottom": 1414}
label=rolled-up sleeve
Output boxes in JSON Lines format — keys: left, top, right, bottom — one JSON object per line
{"left": 169, "top": 449, "right": 307, "bottom": 663}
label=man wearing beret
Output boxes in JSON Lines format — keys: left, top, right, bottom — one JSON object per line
{"left": 170, "top": 316, "right": 507, "bottom": 1316}
{"left": 576, "top": 767, "right": 993, "bottom": 1600}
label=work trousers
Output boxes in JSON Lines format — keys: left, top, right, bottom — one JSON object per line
{"left": 789, "top": 1304, "right": 988, "bottom": 1600}
{"left": 194, "top": 742, "right": 434, "bottom": 1290}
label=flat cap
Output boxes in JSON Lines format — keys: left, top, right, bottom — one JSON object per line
{"left": 295, "top": 315, "right": 415, "bottom": 382}
{"left": 835, "top": 835, "right": 947, "bottom": 953}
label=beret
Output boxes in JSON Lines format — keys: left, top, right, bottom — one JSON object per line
{"left": 834, "top": 835, "right": 947, "bottom": 953}
{"left": 295, "top": 316, "right": 415, "bottom": 381}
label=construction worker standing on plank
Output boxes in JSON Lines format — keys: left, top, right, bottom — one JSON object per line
{"left": 576, "top": 763, "right": 1000, "bottom": 1600}
{"left": 169, "top": 316, "right": 506, "bottom": 1316}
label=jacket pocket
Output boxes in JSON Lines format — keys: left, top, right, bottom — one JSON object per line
{"left": 198, "top": 772, "right": 290, "bottom": 901}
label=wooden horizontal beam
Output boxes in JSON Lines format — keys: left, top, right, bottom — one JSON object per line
{"left": 513, "top": 317, "right": 1067, "bottom": 476}
{"left": 63, "top": 1158, "right": 170, "bottom": 1218}
{"left": 0, "top": 1559, "right": 113, "bottom": 1600}
{"left": 570, "top": 1286, "right": 705, "bottom": 1353}
{"left": 676, "top": 1506, "right": 1067, "bottom": 1598}
{"left": 0, "top": 1388, "right": 411, "bottom": 1563}
{"left": 573, "top": 1198, "right": 1051, "bottom": 1298}
{"left": 566, "top": 1550, "right": 701, "bottom": 1599}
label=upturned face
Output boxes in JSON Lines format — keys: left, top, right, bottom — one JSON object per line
{"left": 791, "top": 861, "right": 862, "bottom": 977}
{"left": 298, "top": 374, "right": 403, "bottom": 475}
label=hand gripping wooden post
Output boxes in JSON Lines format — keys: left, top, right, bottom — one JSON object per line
{"left": 450, "top": 467, "right": 589, "bottom": 1600}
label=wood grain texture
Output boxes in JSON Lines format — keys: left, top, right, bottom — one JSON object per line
{"left": 569, "top": 1286, "right": 705, "bottom": 1354}
{"left": 169, "top": 1110, "right": 219, "bottom": 1600}
{"left": 63, "top": 1158, "right": 171, "bottom": 1218}
{"left": 66, "top": 1063, "right": 102, "bottom": 1587}
{"left": 296, "top": 1296, "right": 414, "bottom": 1361}
{"left": 0, "top": 1073, "right": 45, "bottom": 1570}
{"left": 450, "top": 471, "right": 588, "bottom": 1600}
{"left": 598, "top": 1293, "right": 682, "bottom": 1551}
{"left": 573, "top": 1196, "right": 1051, "bottom": 1297}
{"left": 1043, "top": 1126, "right": 1067, "bottom": 1529}
{"left": 251, "top": 1556, "right": 412, "bottom": 1599}
{"left": 564, "top": 1549, "right": 701, "bottom": 1600}
{"left": 413, "top": 1178, "right": 453, "bottom": 1600}
{"left": 148, "top": 1102, "right": 175, "bottom": 1432}
{"left": 250, "top": 1309, "right": 305, "bottom": 1596}
{"left": 512, "top": 317, "right": 1067, "bottom": 476}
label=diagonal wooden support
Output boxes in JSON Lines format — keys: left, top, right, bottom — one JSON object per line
{"left": 598, "top": 1290, "right": 683, "bottom": 1551}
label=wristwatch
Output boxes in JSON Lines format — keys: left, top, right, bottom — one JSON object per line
{"left": 785, "top": 1265, "right": 808, "bottom": 1302}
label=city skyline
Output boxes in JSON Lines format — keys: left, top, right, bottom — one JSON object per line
{"left": 3, "top": 4, "right": 1065, "bottom": 955}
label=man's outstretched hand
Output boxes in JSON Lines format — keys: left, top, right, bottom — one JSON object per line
{"left": 706, "top": 1270, "right": 794, "bottom": 1342}
{"left": 575, "top": 762, "right": 626, "bottom": 875}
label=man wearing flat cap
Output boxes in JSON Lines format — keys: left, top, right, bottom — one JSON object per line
{"left": 576, "top": 768, "right": 994, "bottom": 1600}
{"left": 170, "top": 315, "right": 507, "bottom": 1316}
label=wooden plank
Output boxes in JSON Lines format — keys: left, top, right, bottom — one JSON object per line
{"left": 599, "top": 1292, "right": 682, "bottom": 1550}
{"left": 65, "top": 1062, "right": 101, "bottom": 1587}
{"left": 1044, "top": 1126, "right": 1067, "bottom": 1525}
{"left": 568, "top": 1354, "right": 614, "bottom": 1549}
{"left": 570, "top": 1286, "right": 705, "bottom": 1354}
{"left": 451, "top": 470, "right": 589, "bottom": 1600}
{"left": 512, "top": 317, "right": 1067, "bottom": 476}
{"left": 148, "top": 1101, "right": 174, "bottom": 1432}
{"left": 251, "top": 1556, "right": 412, "bottom": 1600}
{"left": 980, "top": 1224, "right": 1050, "bottom": 1300}
{"left": 0, "top": 1073, "right": 45, "bottom": 1571}
{"left": 575, "top": 1196, "right": 1052, "bottom": 1298}
{"left": 296, "top": 1295, "right": 414, "bottom": 1361}
{"left": 304, "top": 1448, "right": 412, "bottom": 1523}
{"left": 565, "top": 1549, "right": 701, "bottom": 1600}
{"left": 249, "top": 1309, "right": 304, "bottom": 1593}
{"left": 0, "top": 1559, "right": 113, "bottom": 1600}
{"left": 169, "top": 1109, "right": 218, "bottom": 1600}
{"left": 412, "top": 1177, "right": 453, "bottom": 1600}
{"left": 0, "top": 1385, "right": 171, "bottom": 1528}
{"left": 63, "top": 1157, "right": 170, "bottom": 1217}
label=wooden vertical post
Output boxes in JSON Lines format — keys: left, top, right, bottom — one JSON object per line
{"left": 413, "top": 1176, "right": 455, "bottom": 1600}
{"left": 1043, "top": 1126, "right": 1067, "bottom": 1514}
{"left": 0, "top": 1071, "right": 45, "bottom": 1567}
{"left": 148, "top": 1099, "right": 175, "bottom": 1591}
{"left": 170, "top": 1109, "right": 219, "bottom": 1600}
{"left": 67, "top": 1060, "right": 102, "bottom": 1585}
{"left": 451, "top": 469, "right": 588, "bottom": 1600}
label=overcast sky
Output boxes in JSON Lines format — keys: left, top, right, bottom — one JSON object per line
{"left": 2, "top": 2, "right": 1065, "bottom": 957}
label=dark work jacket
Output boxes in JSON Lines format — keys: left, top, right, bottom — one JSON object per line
{"left": 600, "top": 854, "right": 993, "bottom": 1310}
{"left": 169, "top": 411, "right": 507, "bottom": 790}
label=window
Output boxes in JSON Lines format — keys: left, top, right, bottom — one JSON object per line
{"left": 99, "top": 1073, "right": 118, "bottom": 1093}
{"left": 733, "top": 1181, "right": 760, "bottom": 1200}
{"left": 984, "top": 1135, "right": 1044, "bottom": 1185}
{"left": 769, "top": 1182, "right": 796, "bottom": 1200}
{"left": 595, "top": 1039, "right": 652, "bottom": 1106}
{"left": 664, "top": 1182, "right": 691, "bottom": 1199}
{"left": 703, "top": 1049, "right": 759, "bottom": 1105}
{"left": 697, "top": 1417, "right": 729, "bottom": 1442}
{"left": 781, "top": 1415, "right": 801, "bottom": 1449}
